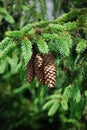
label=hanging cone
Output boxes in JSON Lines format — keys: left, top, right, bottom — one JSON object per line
{"left": 43, "top": 52, "right": 56, "bottom": 87}
{"left": 34, "top": 53, "right": 44, "bottom": 85}
{"left": 27, "top": 52, "right": 35, "bottom": 83}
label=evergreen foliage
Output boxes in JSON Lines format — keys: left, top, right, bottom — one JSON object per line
{"left": 0, "top": 7, "right": 14, "bottom": 24}
{"left": 21, "top": 38, "right": 32, "bottom": 66}
{"left": 0, "top": 1, "right": 87, "bottom": 129}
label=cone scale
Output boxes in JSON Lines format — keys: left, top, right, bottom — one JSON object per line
{"left": 43, "top": 53, "right": 56, "bottom": 87}
{"left": 34, "top": 54, "right": 44, "bottom": 85}
{"left": 27, "top": 52, "right": 35, "bottom": 83}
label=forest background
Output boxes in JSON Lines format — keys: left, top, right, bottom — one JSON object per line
{"left": 0, "top": 0, "right": 87, "bottom": 130}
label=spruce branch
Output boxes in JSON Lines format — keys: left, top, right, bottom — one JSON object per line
{"left": 0, "top": 7, "right": 15, "bottom": 24}
{"left": 0, "top": 37, "right": 12, "bottom": 49}
{"left": 5, "top": 8, "right": 87, "bottom": 39}
{"left": 37, "top": 37, "right": 49, "bottom": 54}
{"left": 43, "top": 90, "right": 61, "bottom": 116}
{"left": 6, "top": 31, "right": 23, "bottom": 38}
{"left": 76, "top": 39, "right": 87, "bottom": 53}
{"left": 57, "top": 32, "right": 71, "bottom": 56}
{"left": 61, "top": 84, "right": 72, "bottom": 110}
{"left": 48, "top": 100, "right": 59, "bottom": 116}
{"left": 15, "top": 60, "right": 23, "bottom": 73}
{"left": 0, "top": 41, "right": 16, "bottom": 59}
{"left": 0, "top": 8, "right": 87, "bottom": 90}
{"left": 21, "top": 37, "right": 32, "bottom": 66}
{"left": 0, "top": 59, "right": 8, "bottom": 74}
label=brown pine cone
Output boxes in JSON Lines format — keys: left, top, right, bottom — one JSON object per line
{"left": 43, "top": 53, "right": 56, "bottom": 87}
{"left": 34, "top": 53, "right": 44, "bottom": 85}
{"left": 27, "top": 52, "right": 35, "bottom": 83}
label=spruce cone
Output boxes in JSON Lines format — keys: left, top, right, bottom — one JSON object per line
{"left": 27, "top": 52, "right": 35, "bottom": 83}
{"left": 34, "top": 54, "right": 44, "bottom": 85}
{"left": 43, "top": 53, "right": 56, "bottom": 87}
{"left": 27, "top": 51, "right": 56, "bottom": 87}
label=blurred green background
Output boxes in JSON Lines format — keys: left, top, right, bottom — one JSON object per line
{"left": 0, "top": 0, "right": 87, "bottom": 130}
